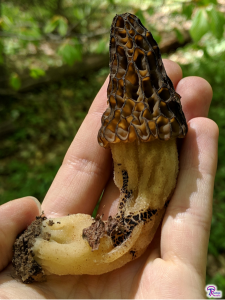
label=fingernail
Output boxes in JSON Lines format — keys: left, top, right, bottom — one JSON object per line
{"left": 29, "top": 196, "right": 42, "bottom": 214}
{"left": 45, "top": 211, "right": 63, "bottom": 219}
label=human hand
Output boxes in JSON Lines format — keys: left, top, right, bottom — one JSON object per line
{"left": 0, "top": 59, "right": 218, "bottom": 299}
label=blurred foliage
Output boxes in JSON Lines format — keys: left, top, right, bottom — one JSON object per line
{"left": 9, "top": 72, "right": 21, "bottom": 90}
{"left": 0, "top": 67, "right": 108, "bottom": 203}
{"left": 0, "top": 0, "right": 224, "bottom": 86}
{"left": 1, "top": 0, "right": 225, "bottom": 296}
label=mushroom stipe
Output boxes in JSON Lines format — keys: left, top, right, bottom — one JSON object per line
{"left": 12, "top": 13, "right": 188, "bottom": 283}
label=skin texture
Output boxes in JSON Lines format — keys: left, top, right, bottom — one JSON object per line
{"left": 0, "top": 60, "right": 218, "bottom": 299}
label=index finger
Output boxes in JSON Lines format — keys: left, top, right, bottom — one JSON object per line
{"left": 42, "top": 78, "right": 112, "bottom": 217}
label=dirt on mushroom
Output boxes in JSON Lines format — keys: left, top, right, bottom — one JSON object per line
{"left": 12, "top": 215, "right": 46, "bottom": 283}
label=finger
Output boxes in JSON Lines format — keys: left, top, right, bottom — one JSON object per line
{"left": 176, "top": 76, "right": 212, "bottom": 121}
{"left": 161, "top": 118, "right": 219, "bottom": 276}
{"left": 163, "top": 59, "right": 182, "bottom": 89}
{"left": 42, "top": 77, "right": 113, "bottom": 217}
{"left": 97, "top": 174, "right": 120, "bottom": 218}
{"left": 0, "top": 197, "right": 41, "bottom": 271}
{"left": 146, "top": 223, "right": 162, "bottom": 260}
{"left": 175, "top": 76, "right": 212, "bottom": 153}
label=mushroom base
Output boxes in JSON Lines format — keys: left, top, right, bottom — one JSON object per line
{"left": 12, "top": 139, "right": 178, "bottom": 283}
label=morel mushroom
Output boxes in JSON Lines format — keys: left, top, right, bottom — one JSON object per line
{"left": 12, "top": 13, "right": 187, "bottom": 283}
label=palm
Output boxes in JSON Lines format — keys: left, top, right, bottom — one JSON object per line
{"left": 0, "top": 205, "right": 205, "bottom": 299}
{"left": 0, "top": 230, "right": 204, "bottom": 298}
{"left": 0, "top": 60, "right": 218, "bottom": 299}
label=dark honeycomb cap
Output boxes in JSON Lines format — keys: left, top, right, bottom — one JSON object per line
{"left": 98, "top": 13, "right": 188, "bottom": 148}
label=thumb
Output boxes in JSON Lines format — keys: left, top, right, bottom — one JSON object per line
{"left": 0, "top": 197, "right": 41, "bottom": 271}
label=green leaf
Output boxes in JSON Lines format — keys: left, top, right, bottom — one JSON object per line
{"left": 203, "top": 47, "right": 211, "bottom": 59}
{"left": 73, "top": 8, "right": 84, "bottom": 20}
{"left": 146, "top": 7, "right": 154, "bottom": 16}
{"left": 182, "top": 3, "right": 194, "bottom": 19}
{"left": 153, "top": 34, "right": 161, "bottom": 44}
{"left": 58, "top": 18, "right": 68, "bottom": 36}
{"left": 96, "top": 39, "right": 107, "bottom": 54}
{"left": 0, "top": 15, "right": 12, "bottom": 30}
{"left": 207, "top": 7, "right": 225, "bottom": 39}
{"left": 0, "top": 53, "right": 3, "bottom": 65}
{"left": 196, "top": 0, "right": 217, "bottom": 5}
{"left": 135, "top": 10, "right": 146, "bottom": 26}
{"left": 58, "top": 42, "right": 82, "bottom": 66}
{"left": 171, "top": 11, "right": 180, "bottom": 17}
{"left": 150, "top": 28, "right": 161, "bottom": 44}
{"left": 44, "top": 18, "right": 58, "bottom": 34}
{"left": 44, "top": 16, "right": 68, "bottom": 36}
{"left": 30, "top": 68, "right": 46, "bottom": 79}
{"left": 190, "top": 9, "right": 210, "bottom": 42}
{"left": 20, "top": 27, "right": 41, "bottom": 38}
{"left": 0, "top": 41, "right": 4, "bottom": 64}
{"left": 174, "top": 28, "right": 184, "bottom": 43}
{"left": 9, "top": 73, "right": 21, "bottom": 90}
